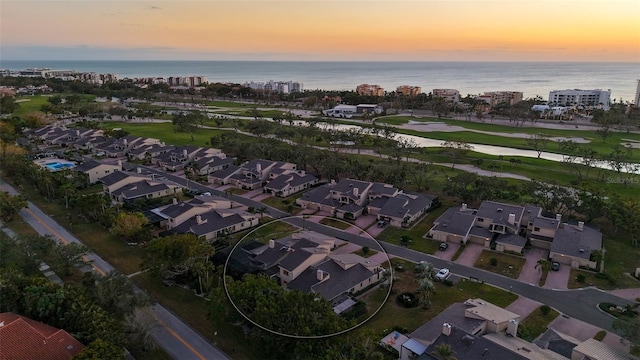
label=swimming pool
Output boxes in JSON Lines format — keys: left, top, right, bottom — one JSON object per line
{"left": 44, "top": 162, "right": 75, "bottom": 171}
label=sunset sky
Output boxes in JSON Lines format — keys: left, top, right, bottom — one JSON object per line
{"left": 2, "top": 0, "right": 639, "bottom": 62}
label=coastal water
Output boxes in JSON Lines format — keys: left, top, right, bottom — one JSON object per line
{"left": 1, "top": 60, "right": 638, "bottom": 101}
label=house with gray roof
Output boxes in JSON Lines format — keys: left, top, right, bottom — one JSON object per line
{"left": 171, "top": 209, "right": 258, "bottom": 242}
{"left": 150, "top": 195, "right": 234, "bottom": 229}
{"left": 296, "top": 178, "right": 374, "bottom": 219}
{"left": 109, "top": 179, "right": 181, "bottom": 203}
{"left": 263, "top": 171, "right": 319, "bottom": 197}
{"left": 550, "top": 222, "right": 602, "bottom": 269}
{"left": 429, "top": 201, "right": 603, "bottom": 268}
{"left": 74, "top": 158, "right": 122, "bottom": 184}
{"left": 372, "top": 192, "right": 439, "bottom": 228}
{"left": 99, "top": 170, "right": 151, "bottom": 195}
{"left": 193, "top": 156, "right": 235, "bottom": 176}
{"left": 382, "top": 298, "right": 565, "bottom": 360}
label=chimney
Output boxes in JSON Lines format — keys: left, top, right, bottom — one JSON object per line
{"left": 269, "top": 239, "right": 275, "bottom": 249}
{"left": 183, "top": 149, "right": 188, "bottom": 157}
{"left": 256, "top": 163, "right": 262, "bottom": 173}
{"left": 442, "top": 323, "right": 452, "bottom": 336}
{"left": 462, "top": 203, "right": 468, "bottom": 210}
{"left": 123, "top": 138, "right": 128, "bottom": 146}
{"left": 136, "top": 167, "right": 142, "bottom": 174}
{"left": 508, "top": 213, "right": 515, "bottom": 225}
{"left": 353, "top": 187, "right": 359, "bottom": 197}
{"left": 578, "top": 221, "right": 584, "bottom": 230}
{"left": 76, "top": 129, "right": 80, "bottom": 137}
{"left": 117, "top": 159, "right": 122, "bottom": 168}
{"left": 172, "top": 198, "right": 178, "bottom": 205}
{"left": 506, "top": 319, "right": 518, "bottom": 337}
{"left": 556, "top": 213, "right": 562, "bottom": 222}
{"left": 317, "top": 269, "right": 324, "bottom": 281}
{"left": 196, "top": 214, "right": 203, "bottom": 224}
{"left": 330, "top": 179, "right": 336, "bottom": 185}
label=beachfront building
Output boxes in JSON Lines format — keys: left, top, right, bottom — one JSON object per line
{"left": 548, "top": 89, "right": 611, "bottom": 110}
{"left": 432, "top": 88, "right": 461, "bottom": 103}
{"left": 634, "top": 80, "right": 640, "bottom": 108}
{"left": 356, "top": 84, "right": 385, "bottom": 96}
{"left": 244, "top": 80, "right": 303, "bottom": 93}
{"left": 396, "top": 85, "right": 422, "bottom": 96}
{"left": 475, "top": 91, "right": 523, "bottom": 108}
{"left": 167, "top": 76, "right": 207, "bottom": 87}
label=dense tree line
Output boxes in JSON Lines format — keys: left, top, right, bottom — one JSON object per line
{"left": 0, "top": 232, "right": 156, "bottom": 359}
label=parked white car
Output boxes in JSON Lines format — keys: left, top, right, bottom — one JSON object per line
{"left": 436, "top": 268, "right": 450, "bottom": 280}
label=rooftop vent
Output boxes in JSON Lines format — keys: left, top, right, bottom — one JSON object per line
{"left": 497, "top": 208, "right": 503, "bottom": 212}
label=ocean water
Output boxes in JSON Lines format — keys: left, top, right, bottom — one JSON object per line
{"left": 1, "top": 60, "right": 638, "bottom": 101}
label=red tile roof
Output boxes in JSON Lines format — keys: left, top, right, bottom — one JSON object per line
{"left": 0, "top": 312, "right": 85, "bottom": 360}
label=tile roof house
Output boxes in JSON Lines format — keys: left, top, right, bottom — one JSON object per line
{"left": 263, "top": 171, "right": 319, "bottom": 197}
{"left": 209, "top": 159, "right": 297, "bottom": 189}
{"left": 99, "top": 170, "right": 150, "bottom": 194}
{"left": 151, "top": 195, "right": 234, "bottom": 229}
{"left": 428, "top": 201, "right": 603, "bottom": 267}
{"left": 296, "top": 178, "right": 374, "bottom": 219}
{"left": 73, "top": 158, "right": 122, "bottom": 184}
{"left": 192, "top": 155, "right": 235, "bottom": 176}
{"left": 109, "top": 179, "right": 181, "bottom": 204}
{"left": 0, "top": 312, "right": 85, "bottom": 360}
{"left": 381, "top": 299, "right": 565, "bottom": 360}
{"left": 549, "top": 222, "right": 602, "bottom": 269}
{"left": 171, "top": 209, "right": 258, "bottom": 241}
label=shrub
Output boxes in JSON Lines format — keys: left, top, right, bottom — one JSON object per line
{"left": 247, "top": 206, "right": 255, "bottom": 213}
{"left": 442, "top": 279, "right": 454, "bottom": 287}
{"left": 540, "top": 305, "right": 551, "bottom": 316}
{"left": 396, "top": 292, "right": 419, "bottom": 308}
{"left": 594, "top": 330, "right": 607, "bottom": 341}
{"left": 490, "top": 257, "right": 498, "bottom": 266}
{"left": 576, "top": 274, "right": 586, "bottom": 283}
{"left": 362, "top": 246, "right": 370, "bottom": 255}
{"left": 595, "top": 272, "right": 611, "bottom": 280}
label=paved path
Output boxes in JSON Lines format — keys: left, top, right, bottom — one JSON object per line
{"left": 0, "top": 180, "right": 231, "bottom": 360}
{"left": 609, "top": 288, "right": 640, "bottom": 302}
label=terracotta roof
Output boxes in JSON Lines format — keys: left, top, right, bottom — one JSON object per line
{"left": 0, "top": 312, "right": 84, "bottom": 360}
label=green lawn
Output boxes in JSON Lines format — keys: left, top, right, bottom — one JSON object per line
{"left": 376, "top": 199, "right": 456, "bottom": 254}
{"left": 363, "top": 259, "right": 518, "bottom": 334}
{"left": 100, "top": 121, "right": 250, "bottom": 147}
{"left": 517, "top": 306, "right": 560, "bottom": 342}
{"left": 12, "top": 95, "right": 54, "bottom": 116}
{"left": 474, "top": 250, "right": 525, "bottom": 279}
{"left": 567, "top": 235, "right": 640, "bottom": 290}
{"left": 319, "top": 217, "right": 352, "bottom": 230}
{"left": 259, "top": 194, "right": 298, "bottom": 213}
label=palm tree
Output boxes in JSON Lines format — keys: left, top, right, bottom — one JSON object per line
{"left": 400, "top": 234, "right": 412, "bottom": 247}
{"left": 415, "top": 262, "right": 436, "bottom": 309}
{"left": 535, "top": 259, "right": 551, "bottom": 273}
{"left": 256, "top": 206, "right": 269, "bottom": 218}
{"left": 432, "top": 343, "right": 457, "bottom": 360}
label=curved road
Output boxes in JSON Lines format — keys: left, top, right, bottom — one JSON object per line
{"left": 139, "top": 165, "right": 633, "bottom": 332}
{"left": 0, "top": 180, "right": 230, "bottom": 360}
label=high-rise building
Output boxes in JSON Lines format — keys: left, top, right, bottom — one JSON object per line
{"left": 396, "top": 85, "right": 422, "bottom": 96}
{"left": 634, "top": 80, "right": 640, "bottom": 108}
{"left": 475, "top": 91, "right": 523, "bottom": 107}
{"left": 356, "top": 84, "right": 384, "bottom": 96}
{"left": 548, "top": 89, "right": 611, "bottom": 110}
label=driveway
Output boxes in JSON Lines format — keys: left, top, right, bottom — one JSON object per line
{"left": 454, "top": 243, "right": 485, "bottom": 267}
{"left": 548, "top": 313, "right": 631, "bottom": 353}
{"left": 544, "top": 263, "right": 570, "bottom": 290}
{"left": 252, "top": 193, "right": 272, "bottom": 201}
{"left": 434, "top": 241, "right": 459, "bottom": 261}
{"left": 353, "top": 215, "right": 376, "bottom": 230}
{"left": 506, "top": 296, "right": 542, "bottom": 319}
{"left": 609, "top": 288, "right": 640, "bottom": 301}
{"left": 240, "top": 189, "right": 263, "bottom": 199}
{"left": 518, "top": 248, "right": 549, "bottom": 285}
{"left": 216, "top": 184, "right": 234, "bottom": 191}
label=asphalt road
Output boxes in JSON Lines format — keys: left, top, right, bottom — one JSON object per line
{"left": 0, "top": 179, "right": 230, "bottom": 360}
{"left": 139, "top": 165, "right": 634, "bottom": 332}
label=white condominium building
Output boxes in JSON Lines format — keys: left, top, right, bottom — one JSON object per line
{"left": 634, "top": 80, "right": 640, "bottom": 108}
{"left": 548, "top": 89, "right": 611, "bottom": 110}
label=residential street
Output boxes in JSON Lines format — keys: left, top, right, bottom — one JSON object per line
{"left": 0, "top": 180, "right": 231, "bottom": 360}
{"left": 138, "top": 165, "right": 635, "bottom": 332}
